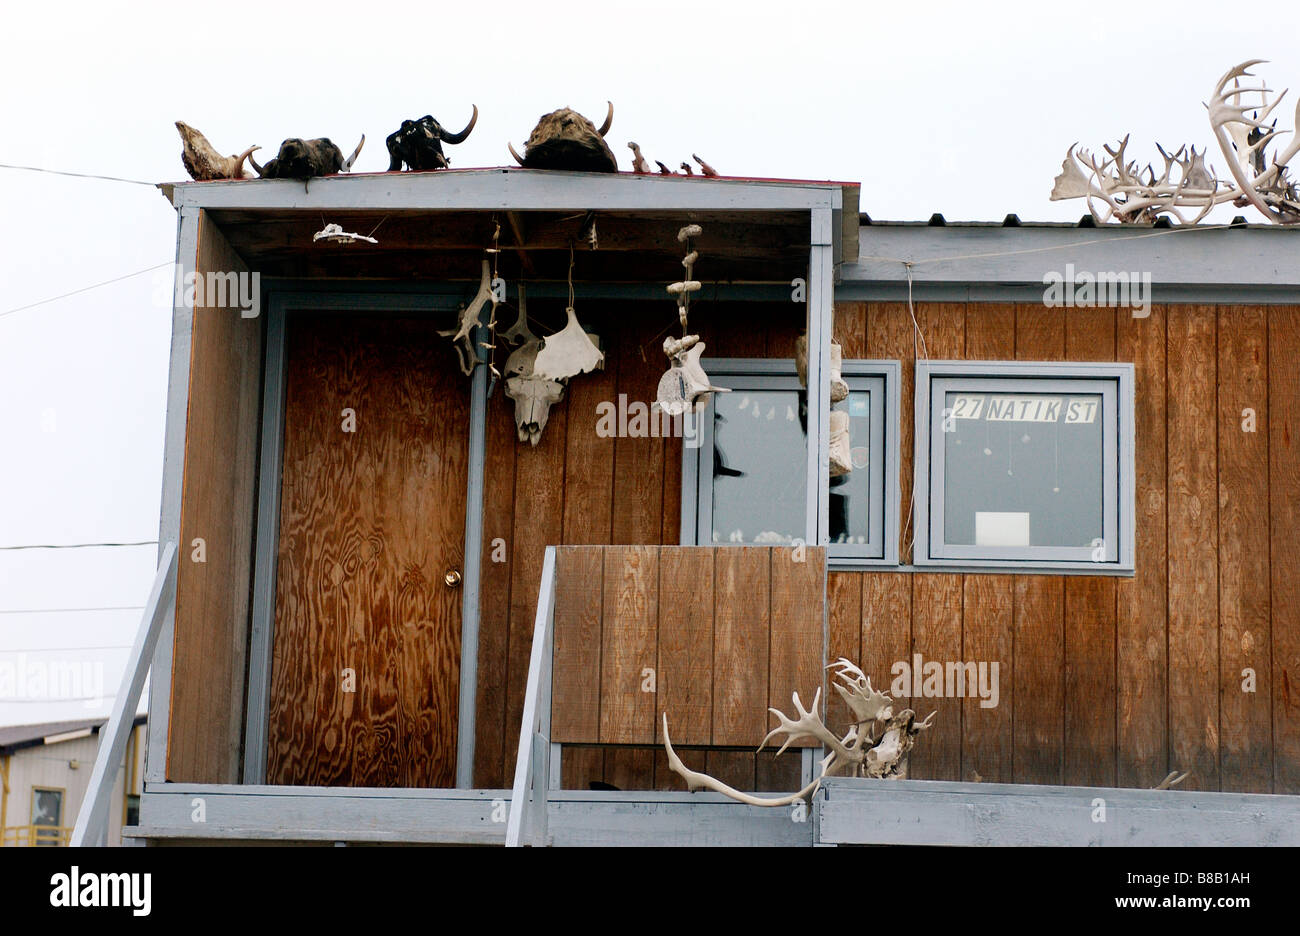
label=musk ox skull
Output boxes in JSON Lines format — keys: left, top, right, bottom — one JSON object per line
{"left": 508, "top": 102, "right": 617, "bottom": 172}
{"left": 504, "top": 338, "right": 563, "bottom": 445}
{"left": 386, "top": 107, "right": 478, "bottom": 171}
{"left": 251, "top": 135, "right": 365, "bottom": 180}
{"left": 175, "top": 122, "right": 259, "bottom": 180}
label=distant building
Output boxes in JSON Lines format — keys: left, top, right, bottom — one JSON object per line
{"left": 0, "top": 715, "right": 145, "bottom": 846}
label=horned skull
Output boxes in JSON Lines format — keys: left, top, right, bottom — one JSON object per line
{"left": 503, "top": 339, "right": 564, "bottom": 445}
{"left": 385, "top": 107, "right": 478, "bottom": 171}
{"left": 175, "top": 122, "right": 259, "bottom": 180}
{"left": 251, "top": 135, "right": 365, "bottom": 180}
{"left": 508, "top": 102, "right": 617, "bottom": 172}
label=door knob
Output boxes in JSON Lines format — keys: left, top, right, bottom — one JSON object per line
{"left": 444, "top": 569, "right": 462, "bottom": 588}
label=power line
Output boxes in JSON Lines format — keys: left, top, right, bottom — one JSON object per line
{"left": 0, "top": 264, "right": 172, "bottom": 320}
{"left": 0, "top": 606, "right": 144, "bottom": 616}
{"left": 0, "top": 162, "right": 156, "bottom": 187}
{"left": 0, "top": 541, "right": 158, "bottom": 552}
{"left": 0, "top": 644, "right": 132, "bottom": 653}
{"left": 1, "top": 695, "right": 115, "bottom": 704}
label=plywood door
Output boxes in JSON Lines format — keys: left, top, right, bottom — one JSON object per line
{"left": 267, "top": 312, "right": 469, "bottom": 788}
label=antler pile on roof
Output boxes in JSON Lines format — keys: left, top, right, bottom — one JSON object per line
{"left": 1052, "top": 60, "right": 1300, "bottom": 224}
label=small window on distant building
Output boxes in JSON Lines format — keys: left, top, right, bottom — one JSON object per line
{"left": 684, "top": 359, "right": 899, "bottom": 562}
{"left": 31, "top": 787, "right": 64, "bottom": 846}
{"left": 914, "top": 361, "right": 1134, "bottom": 571}
{"left": 126, "top": 794, "right": 141, "bottom": 827}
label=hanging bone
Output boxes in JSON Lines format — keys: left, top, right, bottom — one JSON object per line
{"left": 175, "top": 122, "right": 260, "bottom": 180}
{"left": 662, "top": 658, "right": 936, "bottom": 806}
{"left": 439, "top": 259, "right": 495, "bottom": 375}
{"left": 794, "top": 333, "right": 848, "bottom": 402}
{"left": 385, "top": 107, "right": 478, "bottom": 171}
{"left": 531, "top": 306, "right": 605, "bottom": 382}
{"left": 504, "top": 337, "right": 564, "bottom": 445}
{"left": 656, "top": 336, "right": 729, "bottom": 416}
{"left": 508, "top": 102, "right": 617, "bottom": 173}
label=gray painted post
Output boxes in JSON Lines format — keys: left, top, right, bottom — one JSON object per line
{"left": 72, "top": 542, "right": 178, "bottom": 846}
{"left": 456, "top": 338, "right": 489, "bottom": 788}
{"left": 146, "top": 207, "right": 198, "bottom": 784}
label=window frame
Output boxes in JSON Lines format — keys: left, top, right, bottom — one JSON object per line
{"left": 681, "top": 358, "right": 900, "bottom": 564}
{"left": 913, "top": 360, "right": 1135, "bottom": 573}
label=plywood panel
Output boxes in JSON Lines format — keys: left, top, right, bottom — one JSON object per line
{"left": 1269, "top": 306, "right": 1300, "bottom": 793}
{"left": 550, "top": 547, "right": 604, "bottom": 744}
{"left": 834, "top": 301, "right": 868, "bottom": 359}
{"left": 712, "top": 548, "right": 771, "bottom": 746}
{"left": 769, "top": 547, "right": 825, "bottom": 748}
{"left": 1064, "top": 306, "right": 1117, "bottom": 787}
{"left": 599, "top": 546, "right": 659, "bottom": 744}
{"left": 1217, "top": 306, "right": 1271, "bottom": 793}
{"left": 657, "top": 548, "right": 715, "bottom": 746}
{"left": 168, "top": 213, "right": 261, "bottom": 784}
{"left": 267, "top": 314, "right": 467, "bottom": 788}
{"left": 1116, "top": 305, "right": 1168, "bottom": 788}
{"left": 909, "top": 574, "right": 963, "bottom": 780}
{"left": 1166, "top": 305, "right": 1219, "bottom": 791}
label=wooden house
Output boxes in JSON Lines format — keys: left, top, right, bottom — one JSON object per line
{"left": 101, "top": 169, "right": 1300, "bottom": 845}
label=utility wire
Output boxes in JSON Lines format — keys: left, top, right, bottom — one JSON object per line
{"left": 0, "top": 162, "right": 156, "bottom": 187}
{"left": 0, "top": 541, "right": 158, "bottom": 552}
{"left": 0, "top": 263, "right": 172, "bottom": 320}
{"left": 1, "top": 644, "right": 133, "bottom": 652}
{"left": 0, "top": 606, "right": 144, "bottom": 616}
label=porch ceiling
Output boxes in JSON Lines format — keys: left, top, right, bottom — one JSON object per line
{"left": 208, "top": 207, "right": 813, "bottom": 282}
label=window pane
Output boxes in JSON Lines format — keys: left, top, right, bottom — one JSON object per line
{"left": 711, "top": 389, "right": 805, "bottom": 544}
{"left": 829, "top": 391, "right": 872, "bottom": 544}
{"left": 942, "top": 391, "right": 1103, "bottom": 548}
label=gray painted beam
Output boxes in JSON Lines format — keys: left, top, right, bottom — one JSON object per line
{"left": 546, "top": 791, "right": 813, "bottom": 847}
{"left": 815, "top": 776, "right": 1300, "bottom": 846}
{"left": 146, "top": 206, "right": 198, "bottom": 784}
{"left": 171, "top": 169, "right": 841, "bottom": 214}
{"left": 456, "top": 333, "right": 489, "bottom": 789}
{"left": 846, "top": 222, "right": 1300, "bottom": 290}
{"left": 72, "top": 543, "right": 178, "bottom": 846}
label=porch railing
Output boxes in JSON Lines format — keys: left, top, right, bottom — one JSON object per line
{"left": 2, "top": 824, "right": 71, "bottom": 846}
{"left": 506, "top": 546, "right": 557, "bottom": 847}
{"left": 70, "top": 541, "right": 178, "bottom": 847}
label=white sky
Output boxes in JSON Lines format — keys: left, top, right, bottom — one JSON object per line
{"left": 1, "top": 0, "right": 1297, "bottom": 727}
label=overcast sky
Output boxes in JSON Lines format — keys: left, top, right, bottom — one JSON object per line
{"left": 2, "top": 0, "right": 1297, "bottom": 727}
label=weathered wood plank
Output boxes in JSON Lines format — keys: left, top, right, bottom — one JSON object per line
{"left": 657, "top": 547, "right": 715, "bottom": 746}
{"left": 712, "top": 548, "right": 771, "bottom": 746}
{"left": 1115, "top": 305, "right": 1168, "bottom": 788}
{"left": 834, "top": 301, "right": 868, "bottom": 359}
{"left": 169, "top": 214, "right": 260, "bottom": 784}
{"left": 960, "top": 303, "right": 1015, "bottom": 784}
{"left": 599, "top": 546, "right": 659, "bottom": 744}
{"left": 561, "top": 745, "right": 605, "bottom": 791}
{"left": 1269, "top": 306, "right": 1300, "bottom": 793}
{"left": 1064, "top": 305, "right": 1117, "bottom": 788}
{"left": 860, "top": 573, "right": 912, "bottom": 718}
{"left": 504, "top": 367, "right": 568, "bottom": 779}
{"left": 550, "top": 547, "right": 604, "bottom": 744}
{"left": 706, "top": 751, "right": 756, "bottom": 792}
{"left": 756, "top": 751, "right": 804, "bottom": 793}
{"left": 653, "top": 746, "right": 705, "bottom": 791}
{"left": 768, "top": 547, "right": 825, "bottom": 748}
{"left": 473, "top": 383, "right": 517, "bottom": 787}
{"left": 1012, "top": 302, "right": 1066, "bottom": 786}
{"left": 867, "top": 303, "right": 918, "bottom": 561}
{"left": 1217, "top": 306, "right": 1271, "bottom": 793}
{"left": 961, "top": 576, "right": 1013, "bottom": 783}
{"left": 604, "top": 746, "right": 655, "bottom": 791}
{"left": 1166, "top": 305, "right": 1220, "bottom": 791}
{"left": 610, "top": 314, "right": 665, "bottom": 545}
{"left": 561, "top": 305, "right": 617, "bottom": 545}
{"left": 908, "top": 574, "right": 963, "bottom": 780}
{"left": 827, "top": 572, "right": 862, "bottom": 735}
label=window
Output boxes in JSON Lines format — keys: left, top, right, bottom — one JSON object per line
{"left": 914, "top": 361, "right": 1134, "bottom": 571}
{"left": 31, "top": 787, "right": 64, "bottom": 846}
{"left": 683, "top": 359, "right": 899, "bottom": 562}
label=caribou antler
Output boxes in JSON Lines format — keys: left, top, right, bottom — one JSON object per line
{"left": 661, "top": 661, "right": 937, "bottom": 806}
{"left": 1207, "top": 60, "right": 1300, "bottom": 222}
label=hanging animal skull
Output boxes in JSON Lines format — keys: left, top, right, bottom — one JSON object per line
{"left": 504, "top": 337, "right": 564, "bottom": 445}
{"left": 656, "top": 335, "right": 728, "bottom": 416}
{"left": 531, "top": 306, "right": 604, "bottom": 382}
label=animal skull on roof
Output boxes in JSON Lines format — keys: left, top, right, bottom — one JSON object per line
{"left": 175, "top": 122, "right": 259, "bottom": 180}
{"left": 508, "top": 103, "right": 618, "bottom": 172}
{"left": 385, "top": 107, "right": 479, "bottom": 171}
{"left": 250, "top": 135, "right": 365, "bottom": 180}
